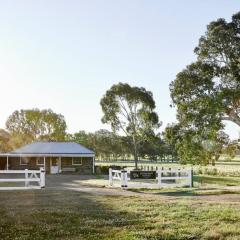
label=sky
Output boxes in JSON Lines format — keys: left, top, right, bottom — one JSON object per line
{"left": 0, "top": 0, "right": 240, "bottom": 138}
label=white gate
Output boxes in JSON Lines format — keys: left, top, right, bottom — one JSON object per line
{"left": 0, "top": 168, "right": 45, "bottom": 190}
{"left": 109, "top": 169, "right": 128, "bottom": 188}
{"left": 109, "top": 168, "right": 193, "bottom": 189}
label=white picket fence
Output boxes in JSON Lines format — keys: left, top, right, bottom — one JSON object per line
{"left": 157, "top": 168, "right": 193, "bottom": 188}
{"left": 0, "top": 168, "right": 45, "bottom": 190}
{"left": 109, "top": 168, "right": 193, "bottom": 189}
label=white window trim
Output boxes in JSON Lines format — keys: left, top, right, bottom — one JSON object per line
{"left": 20, "top": 157, "right": 28, "bottom": 165}
{"left": 36, "top": 157, "right": 44, "bottom": 166}
{"left": 72, "top": 157, "right": 82, "bottom": 166}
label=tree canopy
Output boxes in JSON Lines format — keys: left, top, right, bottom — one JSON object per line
{"left": 6, "top": 109, "right": 67, "bottom": 147}
{"left": 169, "top": 12, "right": 240, "bottom": 164}
{"left": 164, "top": 123, "right": 230, "bottom": 165}
{"left": 100, "top": 83, "right": 160, "bottom": 168}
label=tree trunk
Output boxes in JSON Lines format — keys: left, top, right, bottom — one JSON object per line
{"left": 133, "top": 144, "right": 138, "bottom": 169}
{"left": 132, "top": 137, "right": 138, "bottom": 169}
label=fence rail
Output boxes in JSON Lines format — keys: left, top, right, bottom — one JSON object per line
{"left": 0, "top": 168, "right": 45, "bottom": 190}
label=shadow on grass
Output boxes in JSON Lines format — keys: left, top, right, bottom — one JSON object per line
{"left": 128, "top": 187, "right": 240, "bottom": 197}
{"left": 0, "top": 189, "right": 139, "bottom": 240}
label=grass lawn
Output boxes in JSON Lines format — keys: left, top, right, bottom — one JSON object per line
{"left": 194, "top": 175, "right": 240, "bottom": 186}
{"left": 1, "top": 189, "right": 240, "bottom": 239}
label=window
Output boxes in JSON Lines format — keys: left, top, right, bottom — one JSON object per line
{"left": 36, "top": 157, "right": 44, "bottom": 166}
{"left": 20, "top": 157, "right": 29, "bottom": 165}
{"left": 72, "top": 157, "right": 82, "bottom": 165}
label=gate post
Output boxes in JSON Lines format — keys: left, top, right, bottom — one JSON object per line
{"left": 25, "top": 169, "right": 29, "bottom": 187}
{"left": 157, "top": 169, "right": 162, "bottom": 188}
{"left": 109, "top": 168, "right": 113, "bottom": 186}
{"left": 40, "top": 167, "right": 45, "bottom": 188}
{"left": 121, "top": 170, "right": 128, "bottom": 188}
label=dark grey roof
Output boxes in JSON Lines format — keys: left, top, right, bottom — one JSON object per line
{"left": 9, "top": 142, "right": 94, "bottom": 155}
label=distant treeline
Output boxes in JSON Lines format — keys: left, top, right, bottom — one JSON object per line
{"left": 68, "top": 129, "right": 177, "bottom": 161}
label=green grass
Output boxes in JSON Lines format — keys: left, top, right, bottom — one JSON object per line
{"left": 194, "top": 175, "right": 240, "bottom": 186}
{"left": 128, "top": 187, "right": 240, "bottom": 196}
{"left": 1, "top": 189, "right": 240, "bottom": 239}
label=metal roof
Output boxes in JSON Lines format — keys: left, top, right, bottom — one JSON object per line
{"left": 3, "top": 142, "right": 94, "bottom": 157}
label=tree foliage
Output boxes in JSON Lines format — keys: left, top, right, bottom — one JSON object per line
{"left": 69, "top": 129, "right": 132, "bottom": 160}
{"left": 169, "top": 12, "right": 240, "bottom": 164}
{"left": 0, "top": 129, "right": 11, "bottom": 152}
{"left": 100, "top": 83, "right": 160, "bottom": 168}
{"left": 165, "top": 124, "right": 230, "bottom": 165}
{"left": 69, "top": 129, "right": 174, "bottom": 161}
{"left": 6, "top": 109, "right": 67, "bottom": 147}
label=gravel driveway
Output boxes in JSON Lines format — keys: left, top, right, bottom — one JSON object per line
{"left": 46, "top": 174, "right": 138, "bottom": 196}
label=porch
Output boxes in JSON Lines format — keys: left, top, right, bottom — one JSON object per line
{"left": 0, "top": 156, "right": 94, "bottom": 174}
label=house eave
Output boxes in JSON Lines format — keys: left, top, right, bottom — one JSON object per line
{"left": 0, "top": 153, "right": 95, "bottom": 158}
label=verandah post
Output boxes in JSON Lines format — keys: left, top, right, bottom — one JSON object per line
{"left": 40, "top": 167, "right": 45, "bottom": 188}
{"left": 43, "top": 157, "right": 46, "bottom": 171}
{"left": 6, "top": 156, "right": 9, "bottom": 171}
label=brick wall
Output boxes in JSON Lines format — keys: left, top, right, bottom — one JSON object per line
{"left": 61, "top": 157, "right": 93, "bottom": 174}
{"left": 0, "top": 156, "right": 93, "bottom": 174}
{"left": 7, "top": 157, "right": 42, "bottom": 170}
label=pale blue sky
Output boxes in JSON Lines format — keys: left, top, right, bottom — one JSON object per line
{"left": 0, "top": 1, "right": 239, "bottom": 138}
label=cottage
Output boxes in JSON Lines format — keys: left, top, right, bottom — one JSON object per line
{"left": 0, "top": 142, "right": 95, "bottom": 174}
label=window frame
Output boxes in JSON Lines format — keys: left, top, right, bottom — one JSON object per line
{"left": 72, "top": 157, "right": 82, "bottom": 166}
{"left": 20, "top": 157, "right": 29, "bottom": 165}
{"left": 36, "top": 157, "right": 44, "bottom": 166}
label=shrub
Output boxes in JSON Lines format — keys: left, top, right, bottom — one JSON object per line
{"left": 95, "top": 165, "right": 127, "bottom": 175}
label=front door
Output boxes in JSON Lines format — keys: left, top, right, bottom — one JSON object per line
{"left": 50, "top": 158, "right": 59, "bottom": 174}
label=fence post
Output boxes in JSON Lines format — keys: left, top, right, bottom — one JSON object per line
{"left": 121, "top": 170, "right": 128, "bottom": 188}
{"left": 189, "top": 168, "right": 193, "bottom": 187}
{"left": 40, "top": 167, "right": 45, "bottom": 188}
{"left": 109, "top": 168, "right": 113, "bottom": 186}
{"left": 127, "top": 169, "right": 130, "bottom": 180}
{"left": 25, "top": 169, "right": 29, "bottom": 187}
{"left": 157, "top": 169, "right": 162, "bottom": 188}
